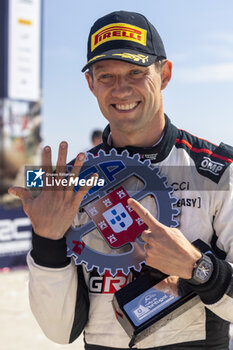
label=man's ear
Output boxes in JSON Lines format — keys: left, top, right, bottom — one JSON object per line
{"left": 85, "top": 72, "right": 95, "bottom": 95}
{"left": 161, "top": 60, "right": 172, "bottom": 90}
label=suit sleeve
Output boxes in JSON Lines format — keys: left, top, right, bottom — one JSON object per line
{"left": 188, "top": 163, "right": 233, "bottom": 322}
{"left": 27, "top": 230, "right": 89, "bottom": 344}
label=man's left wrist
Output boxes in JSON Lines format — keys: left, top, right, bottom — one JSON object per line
{"left": 187, "top": 253, "right": 214, "bottom": 285}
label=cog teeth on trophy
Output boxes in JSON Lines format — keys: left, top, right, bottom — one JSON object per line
{"left": 98, "top": 149, "right": 105, "bottom": 157}
{"left": 132, "top": 262, "right": 144, "bottom": 273}
{"left": 132, "top": 264, "right": 140, "bottom": 272}
{"left": 110, "top": 148, "right": 118, "bottom": 156}
{"left": 111, "top": 269, "right": 118, "bottom": 277}
{"left": 96, "top": 266, "right": 105, "bottom": 275}
{"left": 172, "top": 211, "right": 180, "bottom": 223}
{"left": 171, "top": 219, "right": 179, "bottom": 228}
{"left": 144, "top": 159, "right": 151, "bottom": 167}
{"left": 115, "top": 267, "right": 124, "bottom": 276}
{"left": 122, "top": 149, "right": 130, "bottom": 158}
{"left": 66, "top": 250, "right": 72, "bottom": 257}
{"left": 110, "top": 268, "right": 118, "bottom": 277}
{"left": 85, "top": 262, "right": 93, "bottom": 272}
{"left": 139, "top": 260, "right": 146, "bottom": 268}
{"left": 121, "top": 267, "right": 130, "bottom": 275}
{"left": 87, "top": 152, "right": 94, "bottom": 160}
{"left": 160, "top": 175, "right": 168, "bottom": 182}
{"left": 152, "top": 167, "right": 160, "bottom": 174}
{"left": 133, "top": 153, "right": 140, "bottom": 160}
{"left": 121, "top": 149, "right": 129, "bottom": 157}
{"left": 74, "top": 257, "right": 82, "bottom": 266}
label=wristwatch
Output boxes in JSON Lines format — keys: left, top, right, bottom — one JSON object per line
{"left": 188, "top": 254, "right": 213, "bottom": 285}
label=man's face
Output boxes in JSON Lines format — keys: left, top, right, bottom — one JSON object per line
{"left": 85, "top": 60, "right": 170, "bottom": 135}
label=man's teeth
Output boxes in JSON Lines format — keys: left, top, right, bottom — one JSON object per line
{"left": 115, "top": 102, "right": 138, "bottom": 110}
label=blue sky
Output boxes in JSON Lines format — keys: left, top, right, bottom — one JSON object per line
{"left": 42, "top": 0, "right": 233, "bottom": 163}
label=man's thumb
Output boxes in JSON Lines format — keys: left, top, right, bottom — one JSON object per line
{"left": 8, "top": 186, "right": 32, "bottom": 203}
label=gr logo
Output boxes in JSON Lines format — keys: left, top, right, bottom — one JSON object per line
{"left": 89, "top": 270, "right": 128, "bottom": 294}
{"left": 200, "top": 157, "right": 224, "bottom": 176}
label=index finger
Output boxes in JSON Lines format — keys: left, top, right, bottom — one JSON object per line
{"left": 127, "top": 198, "right": 161, "bottom": 229}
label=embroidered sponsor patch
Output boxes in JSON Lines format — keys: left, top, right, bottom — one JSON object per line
{"left": 91, "top": 23, "right": 147, "bottom": 52}
{"left": 199, "top": 156, "right": 224, "bottom": 176}
{"left": 112, "top": 53, "right": 149, "bottom": 63}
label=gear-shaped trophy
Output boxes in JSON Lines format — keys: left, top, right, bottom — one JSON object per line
{"left": 66, "top": 149, "right": 179, "bottom": 276}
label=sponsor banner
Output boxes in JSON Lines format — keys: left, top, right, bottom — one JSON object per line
{"left": 8, "top": 0, "right": 41, "bottom": 101}
{"left": 0, "top": 205, "right": 31, "bottom": 268}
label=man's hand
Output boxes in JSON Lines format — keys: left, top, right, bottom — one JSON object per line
{"left": 128, "top": 198, "right": 201, "bottom": 279}
{"left": 8, "top": 142, "right": 95, "bottom": 240}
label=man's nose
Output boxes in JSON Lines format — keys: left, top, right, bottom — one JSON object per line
{"left": 111, "top": 76, "right": 132, "bottom": 98}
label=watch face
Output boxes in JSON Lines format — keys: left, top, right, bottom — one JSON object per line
{"left": 196, "top": 261, "right": 212, "bottom": 281}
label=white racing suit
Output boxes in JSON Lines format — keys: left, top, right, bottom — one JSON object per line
{"left": 27, "top": 116, "right": 233, "bottom": 349}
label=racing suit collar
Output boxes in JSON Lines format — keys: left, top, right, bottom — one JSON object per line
{"left": 102, "top": 114, "right": 178, "bottom": 163}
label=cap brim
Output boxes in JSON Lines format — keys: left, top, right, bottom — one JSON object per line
{"left": 81, "top": 48, "right": 160, "bottom": 72}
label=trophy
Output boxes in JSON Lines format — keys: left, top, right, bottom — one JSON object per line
{"left": 66, "top": 149, "right": 178, "bottom": 274}
{"left": 65, "top": 149, "right": 210, "bottom": 346}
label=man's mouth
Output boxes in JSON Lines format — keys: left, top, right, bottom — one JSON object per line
{"left": 112, "top": 102, "right": 140, "bottom": 111}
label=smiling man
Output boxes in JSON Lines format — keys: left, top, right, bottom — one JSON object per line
{"left": 9, "top": 10, "right": 233, "bottom": 350}
{"left": 85, "top": 59, "right": 170, "bottom": 148}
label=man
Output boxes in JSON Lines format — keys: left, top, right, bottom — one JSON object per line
{"left": 9, "top": 10, "right": 233, "bottom": 350}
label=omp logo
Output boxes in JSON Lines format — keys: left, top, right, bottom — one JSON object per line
{"left": 199, "top": 157, "right": 224, "bottom": 176}
{"left": 89, "top": 271, "right": 128, "bottom": 294}
{"left": 91, "top": 23, "right": 147, "bottom": 52}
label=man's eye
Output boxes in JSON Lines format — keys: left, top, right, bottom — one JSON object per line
{"left": 99, "top": 74, "right": 112, "bottom": 80}
{"left": 130, "top": 70, "right": 143, "bottom": 77}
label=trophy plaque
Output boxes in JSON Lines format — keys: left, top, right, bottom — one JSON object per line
{"left": 112, "top": 239, "right": 212, "bottom": 347}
